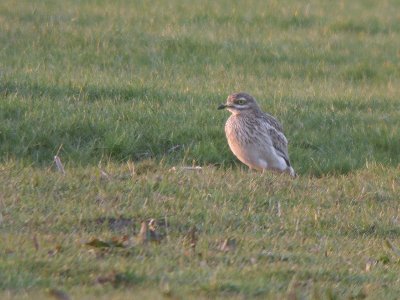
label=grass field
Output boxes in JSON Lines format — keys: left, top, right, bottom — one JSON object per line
{"left": 1, "top": 0, "right": 400, "bottom": 299}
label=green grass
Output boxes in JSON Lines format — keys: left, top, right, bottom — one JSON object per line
{"left": 1, "top": 0, "right": 400, "bottom": 298}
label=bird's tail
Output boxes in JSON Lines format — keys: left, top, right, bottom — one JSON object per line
{"left": 287, "top": 167, "right": 297, "bottom": 178}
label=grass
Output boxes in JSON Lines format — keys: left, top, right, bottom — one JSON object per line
{"left": 1, "top": 0, "right": 400, "bottom": 298}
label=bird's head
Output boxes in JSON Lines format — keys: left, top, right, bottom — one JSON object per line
{"left": 218, "top": 92, "right": 261, "bottom": 114}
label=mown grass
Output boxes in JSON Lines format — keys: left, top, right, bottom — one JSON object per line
{"left": 1, "top": 162, "right": 400, "bottom": 299}
{"left": 1, "top": 0, "right": 400, "bottom": 299}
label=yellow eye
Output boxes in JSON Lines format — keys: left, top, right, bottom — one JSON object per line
{"left": 237, "top": 99, "right": 246, "bottom": 105}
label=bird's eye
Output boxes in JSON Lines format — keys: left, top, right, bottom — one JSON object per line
{"left": 237, "top": 99, "right": 246, "bottom": 105}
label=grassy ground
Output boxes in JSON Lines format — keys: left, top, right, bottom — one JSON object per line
{"left": 1, "top": 0, "right": 400, "bottom": 298}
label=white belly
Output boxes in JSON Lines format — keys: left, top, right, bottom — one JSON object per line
{"left": 228, "top": 138, "right": 287, "bottom": 171}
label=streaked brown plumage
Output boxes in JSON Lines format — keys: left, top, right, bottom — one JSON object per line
{"left": 218, "top": 92, "right": 296, "bottom": 176}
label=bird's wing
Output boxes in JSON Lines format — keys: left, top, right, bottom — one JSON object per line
{"left": 267, "top": 127, "right": 291, "bottom": 167}
{"left": 260, "top": 112, "right": 291, "bottom": 166}
{"left": 262, "top": 113, "right": 284, "bottom": 132}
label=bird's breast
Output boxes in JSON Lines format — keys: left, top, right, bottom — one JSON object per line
{"left": 225, "top": 116, "right": 268, "bottom": 146}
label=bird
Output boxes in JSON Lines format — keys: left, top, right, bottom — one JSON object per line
{"left": 218, "top": 92, "right": 296, "bottom": 177}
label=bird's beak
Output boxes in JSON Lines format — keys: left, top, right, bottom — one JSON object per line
{"left": 218, "top": 104, "right": 227, "bottom": 110}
